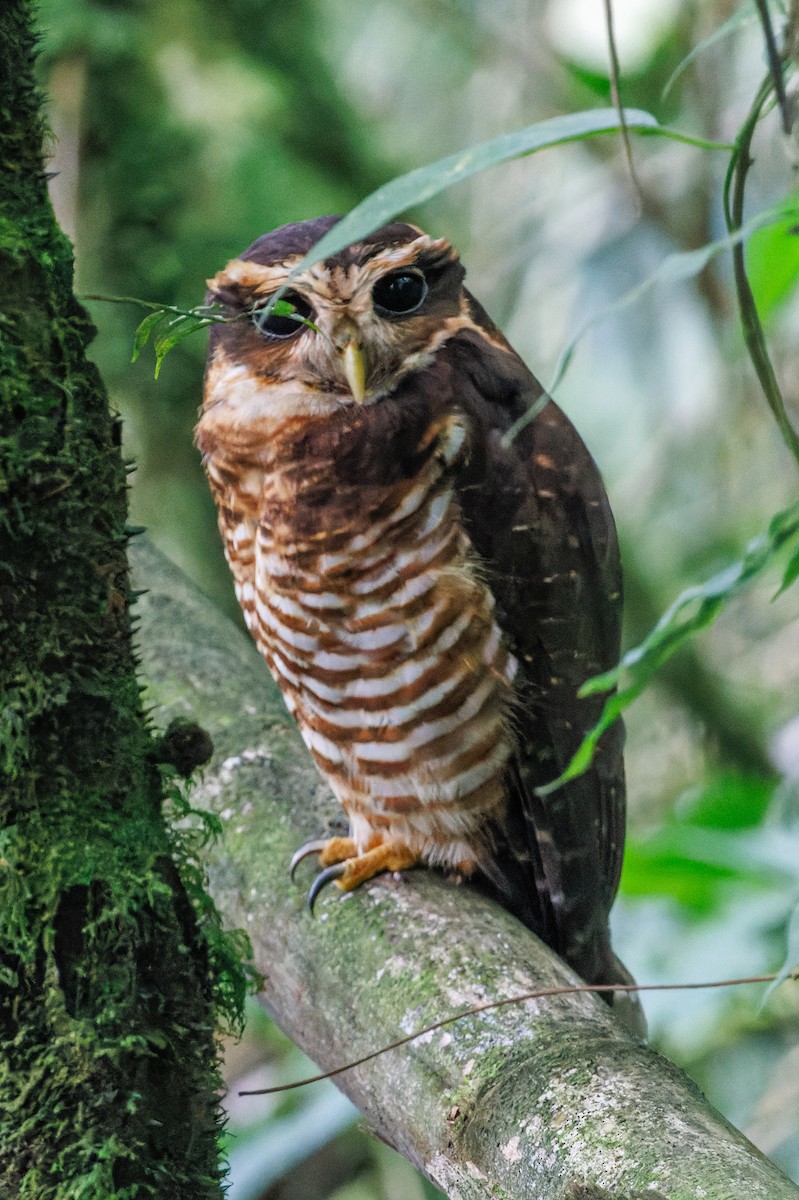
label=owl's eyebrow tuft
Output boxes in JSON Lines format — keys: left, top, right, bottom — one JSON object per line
{"left": 206, "top": 275, "right": 267, "bottom": 314}
{"left": 205, "top": 285, "right": 246, "bottom": 313}
{"left": 412, "top": 245, "right": 460, "bottom": 276}
{"left": 207, "top": 256, "right": 302, "bottom": 310}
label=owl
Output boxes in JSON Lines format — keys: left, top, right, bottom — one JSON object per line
{"left": 196, "top": 216, "right": 634, "bottom": 1004}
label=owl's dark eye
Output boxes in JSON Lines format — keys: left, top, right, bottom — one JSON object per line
{"left": 372, "top": 269, "right": 428, "bottom": 317}
{"left": 253, "top": 292, "right": 314, "bottom": 339}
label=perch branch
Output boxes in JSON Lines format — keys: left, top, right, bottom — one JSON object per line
{"left": 131, "top": 537, "right": 799, "bottom": 1200}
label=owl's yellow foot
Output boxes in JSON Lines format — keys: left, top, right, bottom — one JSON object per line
{"left": 293, "top": 840, "right": 419, "bottom": 912}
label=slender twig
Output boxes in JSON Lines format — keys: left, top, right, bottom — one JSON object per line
{"left": 723, "top": 76, "right": 799, "bottom": 469}
{"left": 81, "top": 293, "right": 208, "bottom": 318}
{"left": 602, "top": 0, "right": 644, "bottom": 206}
{"left": 239, "top": 970, "right": 790, "bottom": 1097}
{"left": 753, "top": 0, "right": 791, "bottom": 132}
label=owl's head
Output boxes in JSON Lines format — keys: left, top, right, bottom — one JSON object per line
{"left": 202, "top": 217, "right": 469, "bottom": 419}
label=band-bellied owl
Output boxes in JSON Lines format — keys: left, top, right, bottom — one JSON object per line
{"left": 196, "top": 216, "right": 634, "bottom": 1004}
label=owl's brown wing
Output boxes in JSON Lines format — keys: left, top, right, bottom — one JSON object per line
{"left": 441, "top": 300, "right": 627, "bottom": 990}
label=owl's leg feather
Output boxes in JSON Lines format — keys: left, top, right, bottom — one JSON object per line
{"left": 305, "top": 842, "right": 419, "bottom": 911}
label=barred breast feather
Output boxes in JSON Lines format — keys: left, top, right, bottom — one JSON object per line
{"left": 198, "top": 366, "right": 517, "bottom": 874}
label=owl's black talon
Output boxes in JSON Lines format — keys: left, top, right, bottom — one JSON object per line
{"left": 289, "top": 839, "right": 329, "bottom": 880}
{"left": 307, "top": 864, "right": 347, "bottom": 913}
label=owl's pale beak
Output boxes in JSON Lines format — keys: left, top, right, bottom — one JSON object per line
{"left": 340, "top": 340, "right": 367, "bottom": 404}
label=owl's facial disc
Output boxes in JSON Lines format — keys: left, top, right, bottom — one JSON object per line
{"left": 248, "top": 288, "right": 371, "bottom": 403}
{"left": 330, "top": 268, "right": 428, "bottom": 403}
{"left": 205, "top": 226, "right": 468, "bottom": 411}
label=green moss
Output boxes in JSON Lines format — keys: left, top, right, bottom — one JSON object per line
{"left": 0, "top": 4, "right": 250, "bottom": 1194}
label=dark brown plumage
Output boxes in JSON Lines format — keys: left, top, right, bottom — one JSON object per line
{"left": 196, "top": 216, "right": 636, "bottom": 1011}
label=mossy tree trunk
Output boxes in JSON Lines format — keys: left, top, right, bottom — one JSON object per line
{"left": 0, "top": 5, "right": 235, "bottom": 1196}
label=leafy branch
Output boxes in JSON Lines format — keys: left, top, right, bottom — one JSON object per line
{"left": 539, "top": 501, "right": 799, "bottom": 795}
{"left": 92, "top": 107, "right": 734, "bottom": 374}
{"left": 542, "top": 28, "right": 799, "bottom": 794}
{"left": 257, "top": 107, "right": 731, "bottom": 322}
{"left": 501, "top": 200, "right": 799, "bottom": 448}
{"left": 82, "top": 293, "right": 226, "bottom": 378}
{"left": 83, "top": 294, "right": 317, "bottom": 377}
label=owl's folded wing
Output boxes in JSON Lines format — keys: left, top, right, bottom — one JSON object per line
{"left": 443, "top": 310, "right": 627, "bottom": 990}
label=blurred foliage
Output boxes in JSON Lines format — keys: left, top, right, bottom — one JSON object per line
{"left": 38, "top": 0, "right": 388, "bottom": 614}
{"left": 36, "top": 0, "right": 799, "bottom": 1195}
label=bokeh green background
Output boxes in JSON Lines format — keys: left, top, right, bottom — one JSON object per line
{"left": 36, "top": 2, "right": 799, "bottom": 1196}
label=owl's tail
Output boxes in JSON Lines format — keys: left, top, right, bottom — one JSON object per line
{"left": 472, "top": 839, "right": 647, "bottom": 1038}
{"left": 597, "top": 944, "right": 648, "bottom": 1038}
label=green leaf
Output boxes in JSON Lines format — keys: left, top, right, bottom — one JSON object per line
{"left": 131, "top": 310, "right": 166, "bottom": 363}
{"left": 622, "top": 804, "right": 798, "bottom": 911}
{"left": 86, "top": 294, "right": 228, "bottom": 375}
{"left": 722, "top": 74, "right": 799, "bottom": 467}
{"left": 746, "top": 214, "right": 799, "bottom": 320}
{"left": 662, "top": 4, "right": 757, "bottom": 100}
{"left": 253, "top": 297, "right": 322, "bottom": 335}
{"left": 779, "top": 545, "right": 799, "bottom": 595}
{"left": 286, "top": 109, "right": 668, "bottom": 282}
{"left": 677, "top": 773, "right": 775, "bottom": 831}
{"left": 620, "top": 842, "right": 753, "bottom": 912}
{"left": 544, "top": 202, "right": 798, "bottom": 399}
{"left": 153, "top": 316, "right": 206, "bottom": 378}
{"left": 539, "top": 501, "right": 799, "bottom": 794}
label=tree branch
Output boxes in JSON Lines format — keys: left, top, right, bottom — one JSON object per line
{"left": 131, "top": 537, "right": 799, "bottom": 1200}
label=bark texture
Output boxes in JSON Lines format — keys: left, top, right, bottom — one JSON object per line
{"left": 0, "top": 5, "right": 237, "bottom": 1194}
{"left": 131, "top": 536, "right": 799, "bottom": 1200}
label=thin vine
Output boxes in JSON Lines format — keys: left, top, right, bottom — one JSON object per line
{"left": 239, "top": 969, "right": 798, "bottom": 1098}
{"left": 722, "top": 72, "right": 799, "bottom": 468}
